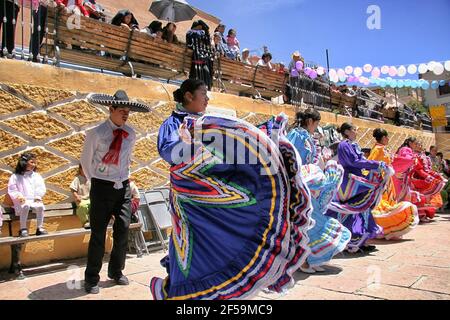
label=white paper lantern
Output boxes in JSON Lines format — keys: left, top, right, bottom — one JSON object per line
{"left": 381, "top": 65, "right": 389, "bottom": 74}
{"left": 354, "top": 67, "right": 363, "bottom": 77}
{"left": 397, "top": 65, "right": 407, "bottom": 77}
{"left": 433, "top": 63, "right": 444, "bottom": 75}
{"left": 427, "top": 61, "right": 436, "bottom": 71}
{"left": 418, "top": 63, "right": 428, "bottom": 74}
{"left": 329, "top": 69, "right": 337, "bottom": 77}
{"left": 345, "top": 66, "right": 353, "bottom": 74}
{"left": 317, "top": 66, "right": 325, "bottom": 75}
{"left": 337, "top": 68, "right": 346, "bottom": 78}
{"left": 363, "top": 64, "right": 373, "bottom": 73}
{"left": 445, "top": 61, "right": 450, "bottom": 72}
{"left": 407, "top": 64, "right": 417, "bottom": 74}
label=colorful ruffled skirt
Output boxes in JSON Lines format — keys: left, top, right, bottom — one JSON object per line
{"left": 299, "top": 162, "right": 351, "bottom": 266}
{"left": 151, "top": 114, "right": 312, "bottom": 300}
{"left": 326, "top": 168, "right": 390, "bottom": 250}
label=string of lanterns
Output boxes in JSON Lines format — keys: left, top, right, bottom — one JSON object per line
{"left": 290, "top": 59, "right": 450, "bottom": 89}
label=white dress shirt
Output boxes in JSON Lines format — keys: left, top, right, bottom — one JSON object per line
{"left": 81, "top": 119, "right": 136, "bottom": 189}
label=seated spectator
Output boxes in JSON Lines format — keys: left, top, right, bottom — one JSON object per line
{"left": 277, "top": 62, "right": 287, "bottom": 74}
{"left": 70, "top": 164, "right": 91, "bottom": 229}
{"left": 214, "top": 23, "right": 227, "bottom": 44}
{"left": 7, "top": 152, "right": 47, "bottom": 237}
{"left": 162, "top": 22, "right": 179, "bottom": 44}
{"left": 361, "top": 148, "right": 372, "bottom": 158}
{"left": 257, "top": 52, "right": 273, "bottom": 70}
{"left": 226, "top": 29, "right": 240, "bottom": 60}
{"left": 83, "top": 0, "right": 106, "bottom": 21}
{"left": 56, "top": 0, "right": 90, "bottom": 17}
{"left": 288, "top": 51, "right": 303, "bottom": 75}
{"left": 330, "top": 84, "right": 340, "bottom": 94}
{"left": 241, "top": 48, "right": 251, "bottom": 65}
{"left": 0, "top": 0, "right": 20, "bottom": 57}
{"left": 213, "top": 31, "right": 235, "bottom": 59}
{"left": 141, "top": 20, "right": 163, "bottom": 39}
{"left": 111, "top": 9, "right": 139, "bottom": 30}
{"left": 129, "top": 179, "right": 140, "bottom": 223}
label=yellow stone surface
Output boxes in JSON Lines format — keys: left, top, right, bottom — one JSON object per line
{"left": 245, "top": 113, "right": 271, "bottom": 126}
{"left": 153, "top": 102, "right": 176, "bottom": 119}
{"left": 0, "top": 169, "right": 11, "bottom": 191}
{"left": 152, "top": 159, "right": 170, "bottom": 174}
{"left": 43, "top": 189, "right": 68, "bottom": 204}
{"left": 46, "top": 167, "right": 79, "bottom": 190}
{"left": 7, "top": 83, "right": 74, "bottom": 107}
{"left": 0, "top": 89, "right": 33, "bottom": 115}
{"left": 0, "top": 129, "right": 27, "bottom": 152}
{"left": 47, "top": 133, "right": 85, "bottom": 160}
{"left": 49, "top": 100, "right": 106, "bottom": 126}
{"left": 1, "top": 148, "right": 70, "bottom": 174}
{"left": 130, "top": 168, "right": 167, "bottom": 190}
{"left": 2, "top": 112, "right": 71, "bottom": 140}
{"left": 128, "top": 111, "right": 164, "bottom": 133}
{"left": 133, "top": 138, "right": 158, "bottom": 162}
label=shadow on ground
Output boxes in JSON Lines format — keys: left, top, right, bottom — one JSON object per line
{"left": 293, "top": 265, "right": 344, "bottom": 282}
{"left": 28, "top": 280, "right": 116, "bottom": 300}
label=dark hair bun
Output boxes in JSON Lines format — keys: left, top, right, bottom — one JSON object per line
{"left": 173, "top": 89, "right": 184, "bottom": 103}
{"left": 373, "top": 128, "right": 388, "bottom": 142}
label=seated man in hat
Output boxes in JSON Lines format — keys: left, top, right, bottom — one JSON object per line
{"left": 81, "top": 90, "right": 150, "bottom": 294}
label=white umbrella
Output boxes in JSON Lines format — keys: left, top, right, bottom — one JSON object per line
{"left": 149, "top": 0, "right": 197, "bottom": 22}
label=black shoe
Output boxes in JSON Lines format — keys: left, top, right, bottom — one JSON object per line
{"left": 84, "top": 282, "right": 100, "bottom": 294}
{"left": 108, "top": 273, "right": 129, "bottom": 286}
{"left": 18, "top": 229, "right": 29, "bottom": 237}
{"left": 36, "top": 228, "right": 48, "bottom": 236}
{"left": 361, "top": 245, "right": 376, "bottom": 252}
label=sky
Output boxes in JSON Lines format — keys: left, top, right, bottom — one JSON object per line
{"left": 189, "top": 0, "right": 450, "bottom": 76}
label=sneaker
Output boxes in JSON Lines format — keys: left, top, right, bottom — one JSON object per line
{"left": 84, "top": 282, "right": 100, "bottom": 294}
{"left": 36, "top": 228, "right": 48, "bottom": 236}
{"left": 18, "top": 229, "right": 29, "bottom": 237}
{"left": 108, "top": 273, "right": 129, "bottom": 285}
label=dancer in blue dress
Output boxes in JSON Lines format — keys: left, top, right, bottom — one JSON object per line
{"left": 287, "top": 109, "right": 351, "bottom": 272}
{"left": 151, "top": 79, "right": 312, "bottom": 299}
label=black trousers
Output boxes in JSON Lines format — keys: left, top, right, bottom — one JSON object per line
{"left": 30, "top": 5, "right": 47, "bottom": 60}
{"left": 0, "top": 0, "right": 19, "bottom": 55}
{"left": 84, "top": 178, "right": 132, "bottom": 286}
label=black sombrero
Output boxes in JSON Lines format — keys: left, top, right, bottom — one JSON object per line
{"left": 88, "top": 90, "right": 151, "bottom": 113}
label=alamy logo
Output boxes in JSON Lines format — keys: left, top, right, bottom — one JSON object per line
{"left": 66, "top": 6, "right": 82, "bottom": 30}
{"left": 66, "top": 265, "right": 82, "bottom": 290}
{"left": 367, "top": 5, "right": 381, "bottom": 30}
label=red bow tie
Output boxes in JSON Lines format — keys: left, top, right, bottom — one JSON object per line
{"left": 102, "top": 129, "right": 129, "bottom": 166}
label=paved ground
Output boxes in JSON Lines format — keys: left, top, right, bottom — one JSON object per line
{"left": 1, "top": 212, "right": 449, "bottom": 300}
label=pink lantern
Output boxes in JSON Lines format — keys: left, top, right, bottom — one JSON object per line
{"left": 291, "top": 69, "right": 299, "bottom": 77}
{"left": 353, "top": 76, "right": 360, "bottom": 83}
{"left": 295, "top": 60, "right": 304, "bottom": 71}
{"left": 388, "top": 66, "right": 397, "bottom": 77}
{"left": 310, "top": 70, "right": 318, "bottom": 79}
{"left": 371, "top": 67, "right": 381, "bottom": 78}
